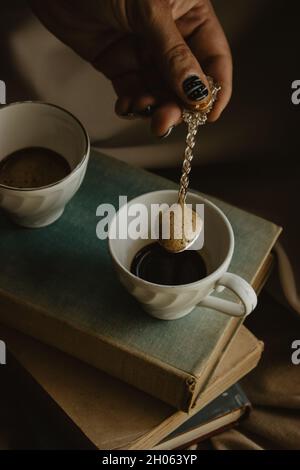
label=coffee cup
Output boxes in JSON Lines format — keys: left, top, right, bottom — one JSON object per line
{"left": 108, "top": 190, "right": 257, "bottom": 320}
{"left": 0, "top": 101, "right": 90, "bottom": 228}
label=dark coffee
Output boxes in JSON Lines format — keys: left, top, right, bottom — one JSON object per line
{"left": 0, "top": 147, "right": 71, "bottom": 188}
{"left": 130, "top": 242, "right": 207, "bottom": 286}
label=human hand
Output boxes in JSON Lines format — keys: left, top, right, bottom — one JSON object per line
{"left": 30, "top": 0, "right": 232, "bottom": 137}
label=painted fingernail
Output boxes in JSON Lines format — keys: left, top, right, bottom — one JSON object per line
{"left": 138, "top": 105, "right": 156, "bottom": 117}
{"left": 183, "top": 75, "right": 209, "bottom": 102}
{"left": 159, "top": 126, "right": 174, "bottom": 139}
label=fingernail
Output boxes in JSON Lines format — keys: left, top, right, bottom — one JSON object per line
{"left": 159, "top": 126, "right": 174, "bottom": 139}
{"left": 138, "top": 105, "right": 156, "bottom": 117}
{"left": 183, "top": 75, "right": 209, "bottom": 102}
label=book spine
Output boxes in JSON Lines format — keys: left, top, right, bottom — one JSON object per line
{"left": 0, "top": 289, "right": 195, "bottom": 411}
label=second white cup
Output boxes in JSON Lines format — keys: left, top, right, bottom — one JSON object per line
{"left": 0, "top": 101, "right": 90, "bottom": 228}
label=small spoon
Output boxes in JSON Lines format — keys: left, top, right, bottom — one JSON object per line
{"left": 158, "top": 201, "right": 203, "bottom": 253}
{"left": 157, "top": 77, "right": 220, "bottom": 254}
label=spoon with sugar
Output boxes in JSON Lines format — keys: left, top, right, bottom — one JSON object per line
{"left": 158, "top": 77, "right": 221, "bottom": 253}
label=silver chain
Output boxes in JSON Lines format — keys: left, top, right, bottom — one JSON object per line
{"left": 178, "top": 77, "right": 221, "bottom": 203}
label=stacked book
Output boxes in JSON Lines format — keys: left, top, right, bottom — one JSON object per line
{"left": 0, "top": 150, "right": 281, "bottom": 449}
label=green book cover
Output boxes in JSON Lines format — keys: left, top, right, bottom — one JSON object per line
{"left": 0, "top": 150, "right": 281, "bottom": 410}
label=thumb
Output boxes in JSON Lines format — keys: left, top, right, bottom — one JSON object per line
{"left": 138, "top": 0, "right": 211, "bottom": 109}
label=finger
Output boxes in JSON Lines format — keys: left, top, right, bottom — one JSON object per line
{"left": 151, "top": 101, "right": 182, "bottom": 137}
{"left": 131, "top": 42, "right": 164, "bottom": 116}
{"left": 131, "top": 94, "right": 159, "bottom": 117}
{"left": 93, "top": 34, "right": 150, "bottom": 118}
{"left": 112, "top": 72, "right": 148, "bottom": 117}
{"left": 137, "top": 0, "right": 211, "bottom": 109}
{"left": 115, "top": 96, "right": 136, "bottom": 118}
{"left": 187, "top": 3, "right": 232, "bottom": 120}
{"left": 92, "top": 34, "right": 140, "bottom": 81}
{"left": 202, "top": 55, "right": 232, "bottom": 121}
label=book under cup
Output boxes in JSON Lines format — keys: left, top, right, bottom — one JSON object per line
{"left": 0, "top": 150, "right": 281, "bottom": 411}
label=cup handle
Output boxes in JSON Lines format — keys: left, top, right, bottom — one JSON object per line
{"left": 199, "top": 272, "right": 257, "bottom": 318}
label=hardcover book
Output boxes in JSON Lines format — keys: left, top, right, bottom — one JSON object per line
{"left": 0, "top": 324, "right": 262, "bottom": 450}
{"left": 155, "top": 383, "right": 251, "bottom": 450}
{"left": 0, "top": 150, "right": 281, "bottom": 411}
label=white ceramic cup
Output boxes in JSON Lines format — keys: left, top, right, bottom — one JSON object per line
{"left": 109, "top": 190, "right": 257, "bottom": 320}
{"left": 0, "top": 102, "right": 90, "bottom": 228}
